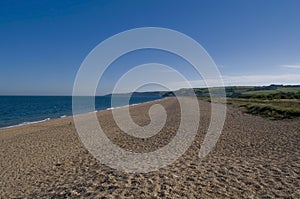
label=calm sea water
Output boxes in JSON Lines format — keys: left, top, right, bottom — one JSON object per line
{"left": 0, "top": 95, "right": 162, "bottom": 128}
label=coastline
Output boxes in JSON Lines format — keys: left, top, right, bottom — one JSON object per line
{"left": 0, "top": 97, "right": 165, "bottom": 130}
{"left": 0, "top": 97, "right": 299, "bottom": 198}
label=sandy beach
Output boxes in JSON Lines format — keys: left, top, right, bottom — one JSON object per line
{"left": 0, "top": 97, "right": 299, "bottom": 198}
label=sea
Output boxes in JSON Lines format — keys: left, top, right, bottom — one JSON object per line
{"left": 0, "top": 95, "right": 162, "bottom": 129}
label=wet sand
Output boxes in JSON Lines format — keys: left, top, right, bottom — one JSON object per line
{"left": 0, "top": 97, "right": 299, "bottom": 198}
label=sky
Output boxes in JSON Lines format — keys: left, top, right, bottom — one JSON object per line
{"left": 0, "top": 0, "right": 300, "bottom": 95}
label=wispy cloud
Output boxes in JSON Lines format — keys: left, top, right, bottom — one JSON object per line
{"left": 111, "top": 73, "right": 300, "bottom": 93}
{"left": 168, "top": 73, "right": 300, "bottom": 88}
{"left": 280, "top": 65, "right": 300, "bottom": 69}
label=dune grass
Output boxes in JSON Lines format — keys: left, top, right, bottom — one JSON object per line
{"left": 227, "top": 98, "right": 300, "bottom": 120}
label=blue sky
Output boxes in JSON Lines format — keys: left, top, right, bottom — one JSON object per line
{"left": 0, "top": 0, "right": 300, "bottom": 95}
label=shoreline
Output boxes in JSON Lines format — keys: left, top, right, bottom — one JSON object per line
{"left": 1, "top": 97, "right": 299, "bottom": 198}
{"left": 0, "top": 97, "right": 165, "bottom": 130}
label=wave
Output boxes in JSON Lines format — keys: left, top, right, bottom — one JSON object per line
{"left": 0, "top": 97, "right": 161, "bottom": 129}
{"left": 106, "top": 104, "right": 131, "bottom": 111}
{"left": 104, "top": 98, "right": 163, "bottom": 111}
{"left": 1, "top": 118, "right": 51, "bottom": 129}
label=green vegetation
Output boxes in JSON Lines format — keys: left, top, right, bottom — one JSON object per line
{"left": 227, "top": 98, "right": 300, "bottom": 120}
{"left": 162, "top": 84, "right": 300, "bottom": 99}
{"left": 160, "top": 84, "right": 300, "bottom": 120}
{"left": 223, "top": 85, "right": 300, "bottom": 119}
{"left": 226, "top": 84, "right": 300, "bottom": 99}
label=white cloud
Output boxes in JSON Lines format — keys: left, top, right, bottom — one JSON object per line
{"left": 222, "top": 74, "right": 300, "bottom": 86}
{"left": 168, "top": 73, "right": 300, "bottom": 89}
{"left": 110, "top": 73, "right": 300, "bottom": 93}
{"left": 280, "top": 65, "right": 300, "bottom": 69}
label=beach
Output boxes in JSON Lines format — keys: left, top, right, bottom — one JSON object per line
{"left": 0, "top": 97, "right": 299, "bottom": 198}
